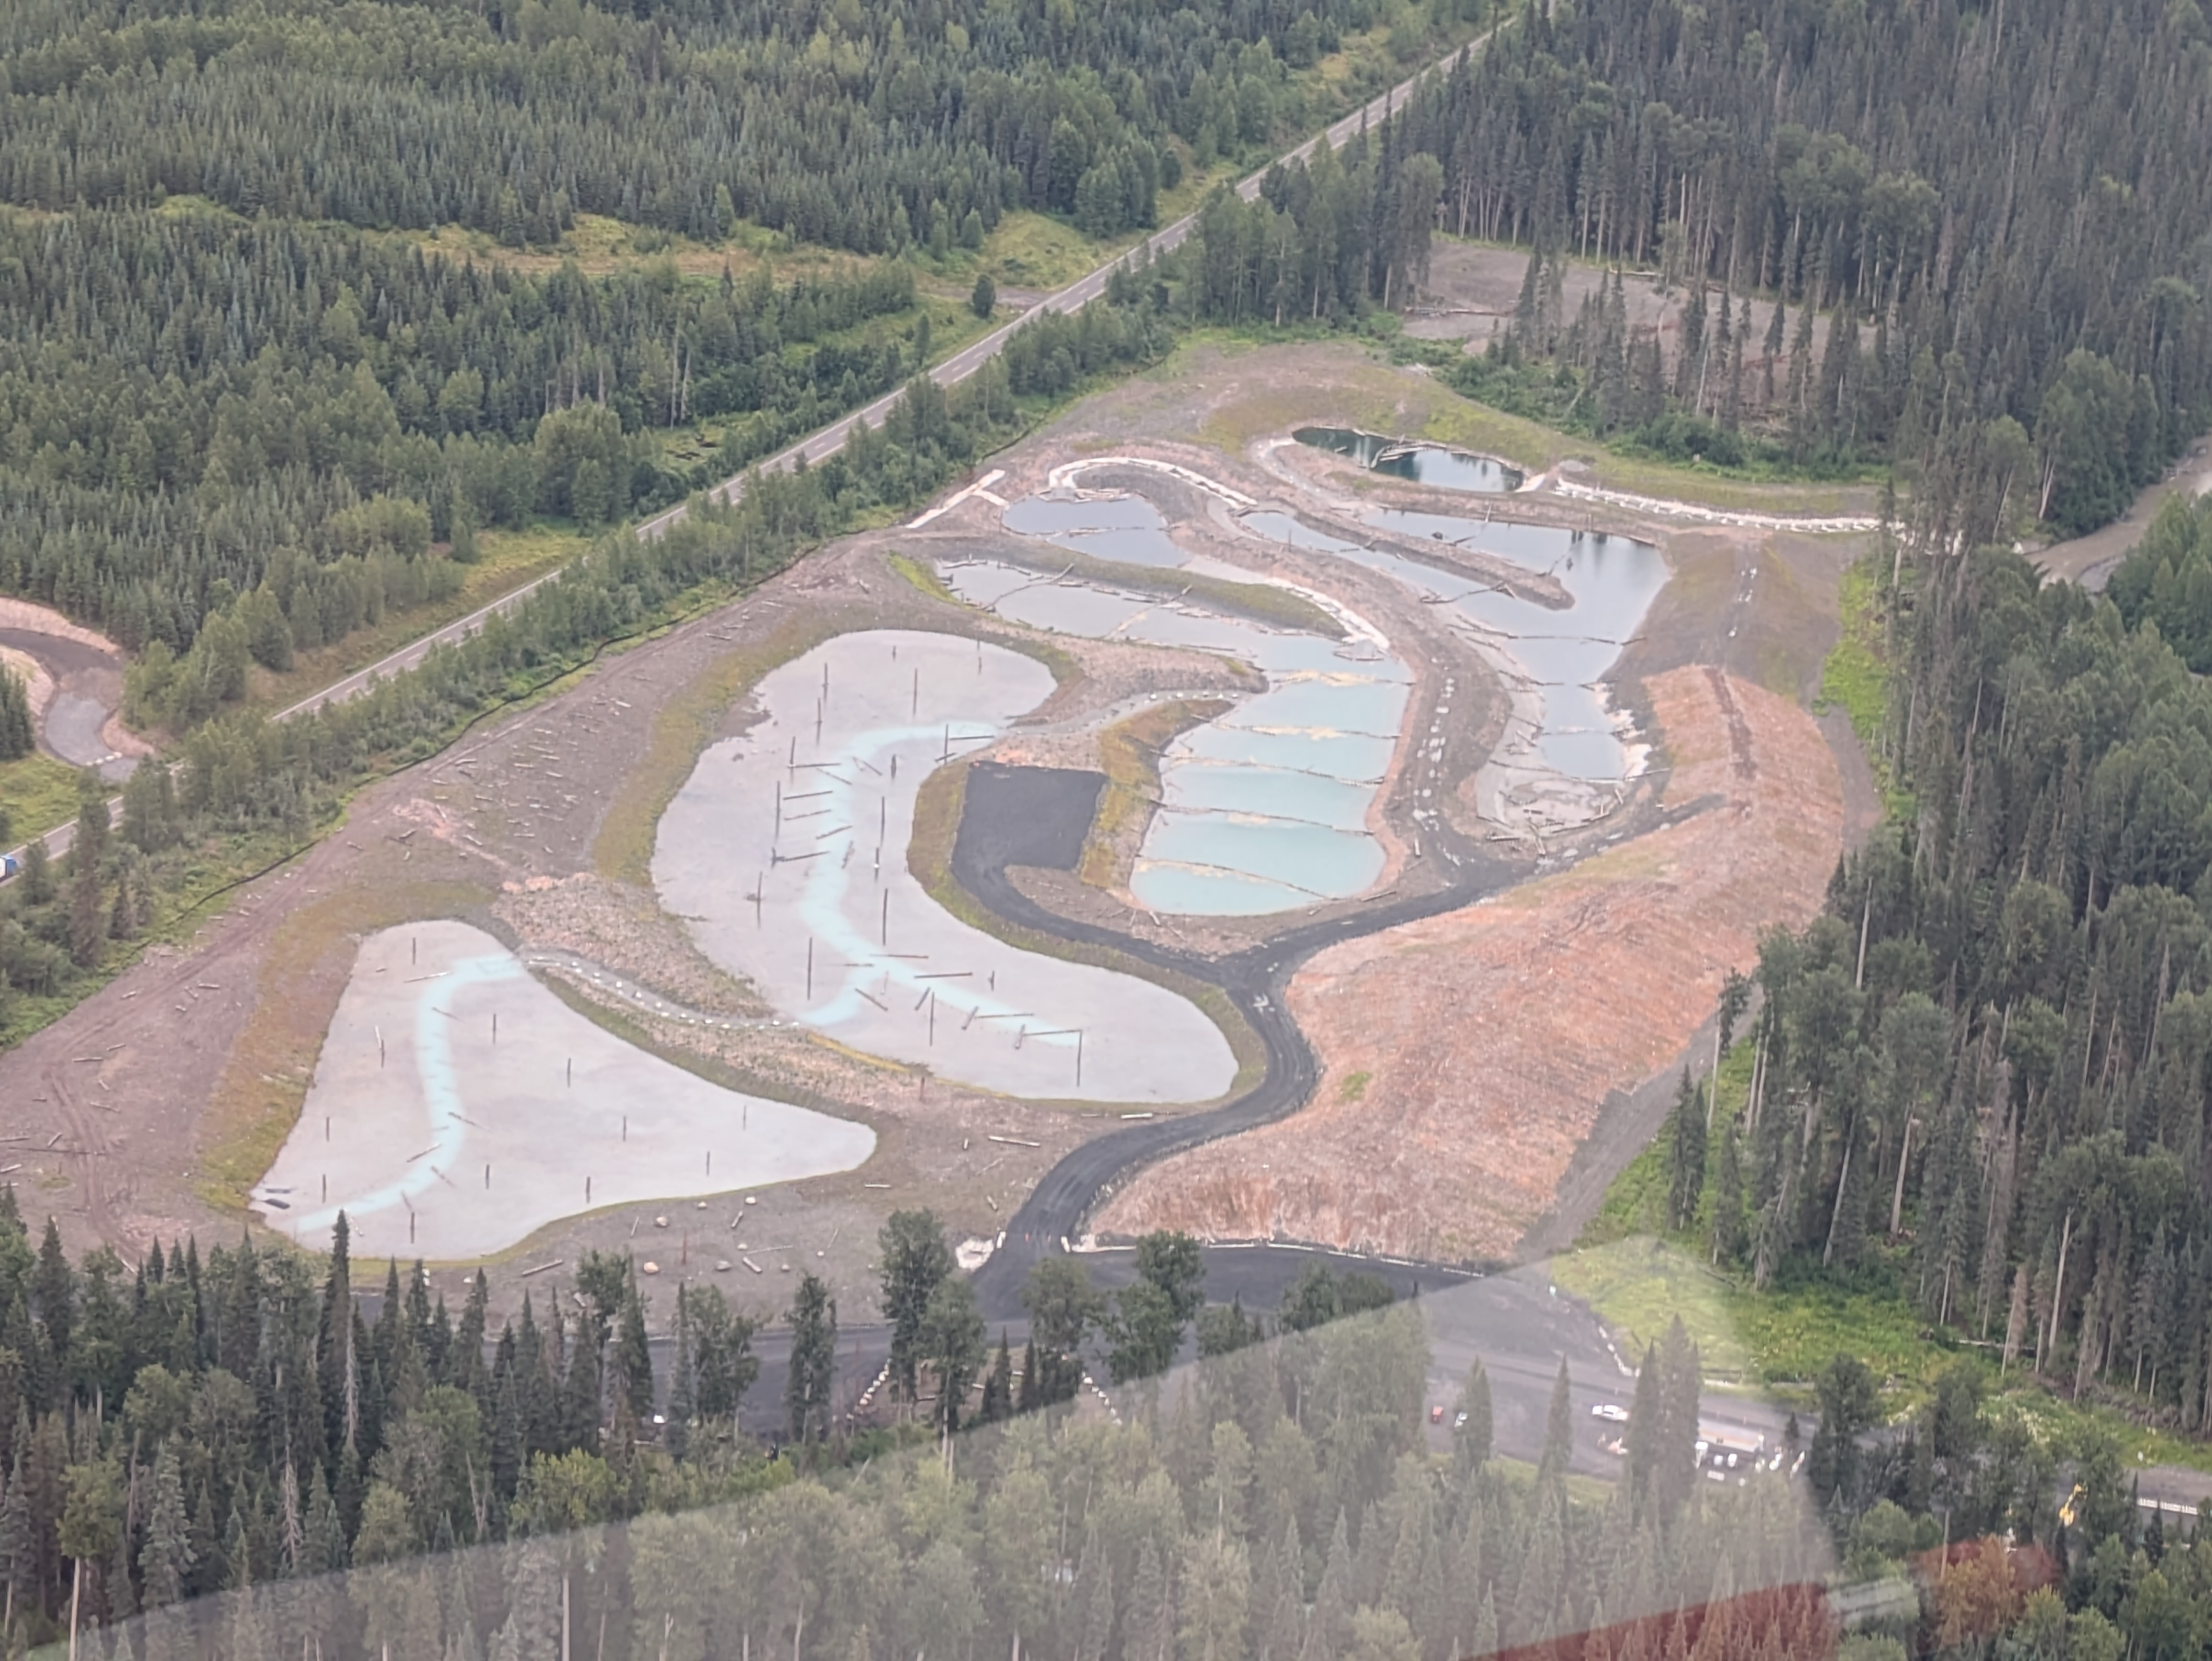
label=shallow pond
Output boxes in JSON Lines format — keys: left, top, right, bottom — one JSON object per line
{"left": 1242, "top": 509, "right": 1666, "bottom": 784}
{"left": 946, "top": 558, "right": 1410, "bottom": 916}
{"left": 1002, "top": 494, "right": 1191, "bottom": 569}
{"left": 654, "top": 630, "right": 1238, "bottom": 1100}
{"left": 254, "top": 921, "right": 874, "bottom": 1260}
{"left": 1295, "top": 426, "right": 1524, "bottom": 493}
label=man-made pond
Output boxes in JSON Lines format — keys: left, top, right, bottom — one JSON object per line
{"left": 653, "top": 630, "right": 1238, "bottom": 1101}
{"left": 254, "top": 921, "right": 875, "bottom": 1260}
{"left": 1294, "top": 427, "right": 1525, "bottom": 494}
{"left": 944, "top": 558, "right": 1409, "bottom": 915}
{"left": 1001, "top": 494, "right": 1194, "bottom": 569}
{"left": 1241, "top": 508, "right": 1667, "bottom": 832}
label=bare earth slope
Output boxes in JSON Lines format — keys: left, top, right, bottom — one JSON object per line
{"left": 1095, "top": 666, "right": 1844, "bottom": 1263}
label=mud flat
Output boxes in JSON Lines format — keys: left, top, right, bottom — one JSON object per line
{"left": 945, "top": 551, "right": 1410, "bottom": 916}
{"left": 253, "top": 921, "right": 874, "bottom": 1260}
{"left": 653, "top": 629, "right": 1238, "bottom": 1103}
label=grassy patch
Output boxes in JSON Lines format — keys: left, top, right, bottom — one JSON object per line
{"left": 907, "top": 760, "right": 1267, "bottom": 1105}
{"left": 1416, "top": 400, "right": 1575, "bottom": 476}
{"left": 1555, "top": 1046, "right": 2212, "bottom": 1466}
{"left": 0, "top": 751, "right": 92, "bottom": 844}
{"left": 1080, "top": 698, "right": 1232, "bottom": 888}
{"left": 198, "top": 879, "right": 493, "bottom": 1212}
{"left": 888, "top": 553, "right": 960, "bottom": 606}
{"left": 978, "top": 213, "right": 1112, "bottom": 292}
{"left": 1555, "top": 1237, "right": 1756, "bottom": 1377}
{"left": 1817, "top": 558, "right": 1909, "bottom": 813}
{"left": 1578, "top": 450, "right": 1874, "bottom": 515}
{"left": 395, "top": 213, "right": 871, "bottom": 283}
{"left": 245, "top": 522, "right": 588, "bottom": 717}
{"left": 1338, "top": 1070, "right": 1371, "bottom": 1103}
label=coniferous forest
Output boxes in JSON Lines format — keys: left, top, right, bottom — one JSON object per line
{"left": 0, "top": 0, "right": 1472, "bottom": 707}
{"left": 0, "top": 1193, "right": 1861, "bottom": 1661}
{"left": 1188, "top": 0, "right": 2212, "bottom": 535}
{"left": 4, "top": 0, "right": 2212, "bottom": 1653}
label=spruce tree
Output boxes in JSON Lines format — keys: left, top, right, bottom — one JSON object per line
{"left": 138, "top": 1443, "right": 192, "bottom": 1608}
{"left": 785, "top": 1273, "right": 837, "bottom": 1446}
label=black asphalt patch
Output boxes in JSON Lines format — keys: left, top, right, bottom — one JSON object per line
{"left": 956, "top": 762, "right": 1105, "bottom": 874}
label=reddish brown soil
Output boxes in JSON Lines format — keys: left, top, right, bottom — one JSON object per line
{"left": 1094, "top": 666, "right": 1845, "bottom": 1263}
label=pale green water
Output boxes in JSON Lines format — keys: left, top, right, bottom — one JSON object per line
{"left": 951, "top": 538, "right": 1409, "bottom": 915}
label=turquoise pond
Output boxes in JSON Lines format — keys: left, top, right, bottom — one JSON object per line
{"left": 964, "top": 486, "right": 1666, "bottom": 911}
{"left": 1241, "top": 509, "right": 1666, "bottom": 783}
{"left": 949, "top": 541, "right": 1409, "bottom": 917}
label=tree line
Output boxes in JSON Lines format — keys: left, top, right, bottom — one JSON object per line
{"left": 1630, "top": 499, "right": 2212, "bottom": 1661}
{"left": 0, "top": 275, "right": 1174, "bottom": 1034}
{"left": 0, "top": 666, "right": 31, "bottom": 763}
{"left": 1400, "top": 0, "right": 2212, "bottom": 532}
{"left": 0, "top": 1182, "right": 1859, "bottom": 1661}
{"left": 1185, "top": 0, "right": 2212, "bottom": 538}
{"left": 0, "top": 207, "right": 925, "bottom": 680}
{"left": 0, "top": 0, "right": 1466, "bottom": 260}
{"left": 0, "top": 1187, "right": 1408, "bottom": 1649}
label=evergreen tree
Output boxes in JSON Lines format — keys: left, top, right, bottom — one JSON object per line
{"left": 0, "top": 669, "right": 31, "bottom": 763}
{"left": 879, "top": 1211, "right": 954, "bottom": 1410}
{"left": 137, "top": 1442, "right": 192, "bottom": 1609}
{"left": 785, "top": 1273, "right": 837, "bottom": 1445}
{"left": 1663, "top": 1072, "right": 1706, "bottom": 1232}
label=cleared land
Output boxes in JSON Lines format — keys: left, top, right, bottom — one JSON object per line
{"left": 0, "top": 338, "right": 1875, "bottom": 1340}
{"left": 1095, "top": 666, "right": 1845, "bottom": 1262}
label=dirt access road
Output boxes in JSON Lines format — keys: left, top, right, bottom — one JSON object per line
{"left": 1092, "top": 666, "right": 1847, "bottom": 1262}
{"left": 0, "top": 598, "right": 147, "bottom": 778}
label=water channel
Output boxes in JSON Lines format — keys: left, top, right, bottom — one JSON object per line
{"left": 944, "top": 557, "right": 1410, "bottom": 915}
{"left": 985, "top": 481, "right": 1666, "bottom": 889}
{"left": 1245, "top": 508, "right": 1669, "bottom": 792}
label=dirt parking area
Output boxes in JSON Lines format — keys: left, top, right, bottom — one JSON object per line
{"left": 1093, "top": 666, "right": 1847, "bottom": 1263}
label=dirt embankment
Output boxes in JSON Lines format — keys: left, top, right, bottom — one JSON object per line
{"left": 0, "top": 597, "right": 153, "bottom": 772}
{"left": 1094, "top": 665, "right": 1844, "bottom": 1263}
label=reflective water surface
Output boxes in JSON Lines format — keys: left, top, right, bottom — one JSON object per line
{"left": 947, "top": 554, "right": 1409, "bottom": 915}
{"left": 1294, "top": 425, "right": 1525, "bottom": 493}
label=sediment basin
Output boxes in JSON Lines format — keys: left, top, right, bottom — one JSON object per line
{"left": 254, "top": 921, "right": 874, "bottom": 1259}
{"left": 944, "top": 558, "right": 1410, "bottom": 916}
{"left": 1294, "top": 426, "right": 1524, "bottom": 493}
{"left": 1241, "top": 509, "right": 1666, "bottom": 833}
{"left": 653, "top": 630, "right": 1239, "bottom": 1102}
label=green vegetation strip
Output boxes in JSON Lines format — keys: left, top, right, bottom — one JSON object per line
{"left": 1080, "top": 698, "right": 1233, "bottom": 889}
